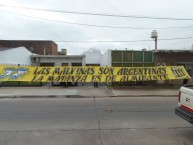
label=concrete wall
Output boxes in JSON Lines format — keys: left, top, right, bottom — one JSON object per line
{"left": 83, "top": 49, "right": 112, "bottom": 66}
{"left": 32, "top": 55, "right": 84, "bottom": 66}
{"left": 83, "top": 49, "right": 101, "bottom": 66}
{"left": 0, "top": 47, "right": 32, "bottom": 65}
{"left": 101, "top": 49, "right": 112, "bottom": 66}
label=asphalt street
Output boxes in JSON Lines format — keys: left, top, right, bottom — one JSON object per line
{"left": 0, "top": 97, "right": 192, "bottom": 145}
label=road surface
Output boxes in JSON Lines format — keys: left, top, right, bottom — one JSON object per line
{"left": 0, "top": 97, "right": 192, "bottom": 145}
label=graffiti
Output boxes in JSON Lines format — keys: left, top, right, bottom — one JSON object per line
{"left": 0, "top": 67, "right": 28, "bottom": 80}
{"left": 171, "top": 67, "right": 186, "bottom": 78}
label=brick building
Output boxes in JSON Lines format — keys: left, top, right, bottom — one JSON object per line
{"left": 154, "top": 50, "right": 193, "bottom": 85}
{"left": 0, "top": 40, "right": 58, "bottom": 55}
{"left": 154, "top": 50, "right": 193, "bottom": 71}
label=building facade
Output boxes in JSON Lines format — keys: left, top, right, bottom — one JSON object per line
{"left": 0, "top": 40, "right": 58, "bottom": 55}
{"left": 0, "top": 47, "right": 32, "bottom": 65}
{"left": 101, "top": 49, "right": 154, "bottom": 67}
{"left": 100, "top": 49, "right": 154, "bottom": 86}
{"left": 31, "top": 55, "right": 84, "bottom": 67}
{"left": 1, "top": 45, "right": 192, "bottom": 86}
{"left": 82, "top": 49, "right": 101, "bottom": 66}
{"left": 154, "top": 50, "right": 193, "bottom": 85}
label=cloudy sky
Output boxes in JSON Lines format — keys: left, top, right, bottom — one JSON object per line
{"left": 0, "top": 0, "right": 193, "bottom": 54}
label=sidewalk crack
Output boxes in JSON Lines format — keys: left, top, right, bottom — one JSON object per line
{"left": 94, "top": 96, "right": 101, "bottom": 130}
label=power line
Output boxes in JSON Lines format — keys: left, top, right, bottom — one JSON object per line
{"left": 160, "top": 36, "right": 193, "bottom": 41}
{"left": 55, "top": 36, "right": 193, "bottom": 43}
{"left": 1, "top": 9, "right": 193, "bottom": 30}
{"left": 102, "top": 0, "right": 150, "bottom": 35}
{"left": 0, "top": 4, "right": 193, "bottom": 21}
{"left": 103, "top": 0, "right": 122, "bottom": 14}
{"left": 56, "top": 40, "right": 152, "bottom": 43}
{"left": 14, "top": 0, "right": 66, "bottom": 42}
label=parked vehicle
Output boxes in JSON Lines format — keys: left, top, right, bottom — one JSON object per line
{"left": 175, "top": 84, "right": 193, "bottom": 124}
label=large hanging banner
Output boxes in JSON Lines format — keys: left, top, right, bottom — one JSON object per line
{"left": 0, "top": 65, "right": 191, "bottom": 82}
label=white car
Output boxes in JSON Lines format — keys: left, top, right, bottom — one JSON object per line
{"left": 175, "top": 84, "right": 193, "bottom": 123}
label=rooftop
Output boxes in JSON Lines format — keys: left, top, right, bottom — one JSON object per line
{"left": 31, "top": 54, "right": 85, "bottom": 59}
{"left": 153, "top": 49, "right": 193, "bottom": 53}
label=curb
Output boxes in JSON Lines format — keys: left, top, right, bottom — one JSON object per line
{"left": 109, "top": 95, "right": 177, "bottom": 97}
{"left": 0, "top": 94, "right": 177, "bottom": 99}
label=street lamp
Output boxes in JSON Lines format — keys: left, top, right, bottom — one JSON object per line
{"left": 151, "top": 30, "right": 158, "bottom": 50}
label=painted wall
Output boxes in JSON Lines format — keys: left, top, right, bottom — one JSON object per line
{"left": 0, "top": 47, "right": 32, "bottom": 65}
{"left": 101, "top": 49, "right": 112, "bottom": 66}
{"left": 40, "top": 57, "right": 83, "bottom": 66}
{"left": 83, "top": 49, "right": 101, "bottom": 65}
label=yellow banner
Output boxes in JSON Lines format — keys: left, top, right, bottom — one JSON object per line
{"left": 0, "top": 65, "right": 191, "bottom": 82}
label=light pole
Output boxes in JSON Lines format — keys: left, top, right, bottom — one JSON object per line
{"left": 151, "top": 30, "right": 158, "bottom": 50}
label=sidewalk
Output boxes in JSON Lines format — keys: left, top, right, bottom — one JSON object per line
{"left": 0, "top": 86, "right": 180, "bottom": 98}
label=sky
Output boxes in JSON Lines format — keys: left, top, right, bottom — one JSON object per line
{"left": 0, "top": 0, "right": 193, "bottom": 55}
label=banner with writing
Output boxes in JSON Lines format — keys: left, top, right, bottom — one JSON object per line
{"left": 0, "top": 65, "right": 191, "bottom": 82}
